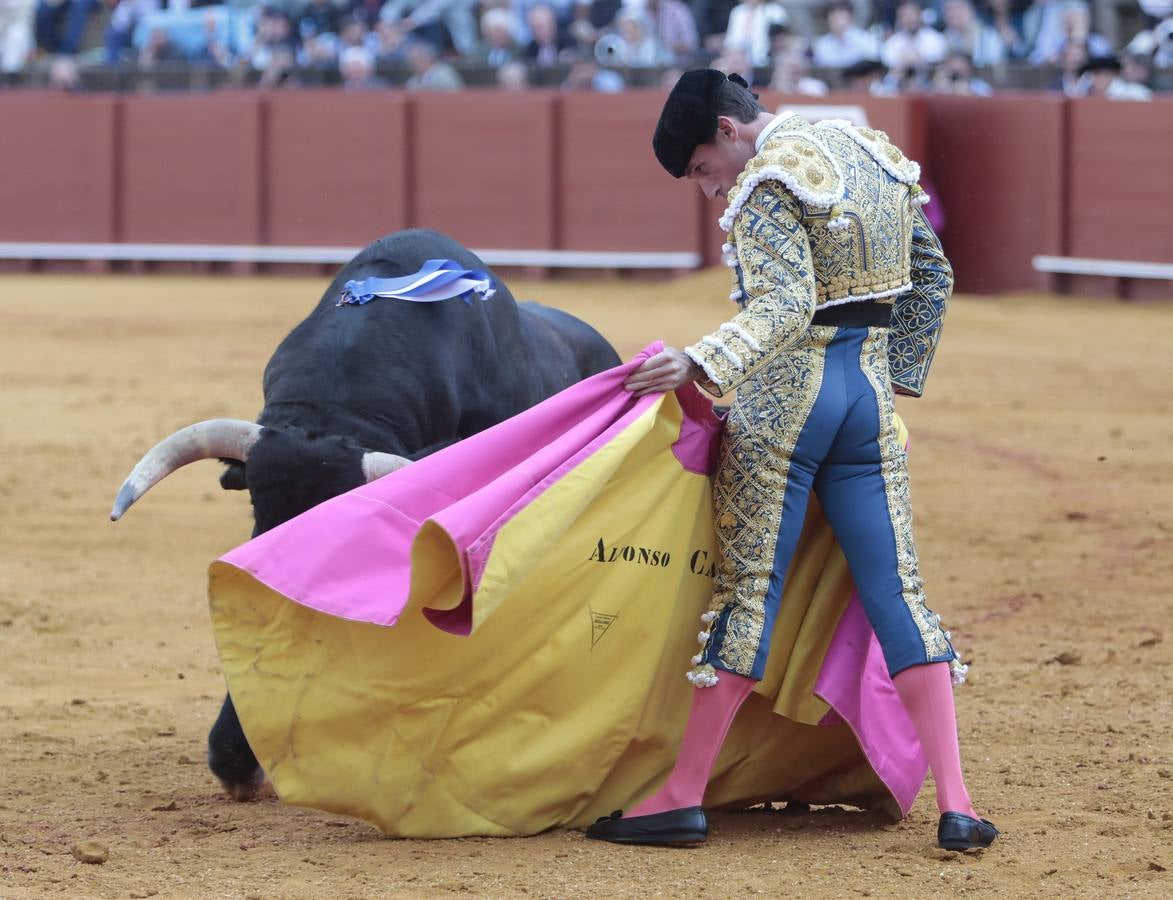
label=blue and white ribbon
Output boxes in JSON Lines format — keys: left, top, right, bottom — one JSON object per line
{"left": 338, "top": 259, "right": 497, "bottom": 307}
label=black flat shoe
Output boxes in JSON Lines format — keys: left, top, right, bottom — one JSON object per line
{"left": 937, "top": 812, "right": 999, "bottom": 850}
{"left": 585, "top": 806, "right": 708, "bottom": 846}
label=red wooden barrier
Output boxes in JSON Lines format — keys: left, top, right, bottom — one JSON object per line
{"left": 120, "top": 93, "right": 262, "bottom": 244}
{"left": 1065, "top": 98, "right": 1173, "bottom": 298}
{"left": 558, "top": 92, "right": 702, "bottom": 254}
{"left": 924, "top": 93, "right": 1066, "bottom": 294}
{"left": 412, "top": 91, "right": 556, "bottom": 250}
{"left": 0, "top": 92, "right": 116, "bottom": 243}
{"left": 265, "top": 91, "right": 409, "bottom": 246}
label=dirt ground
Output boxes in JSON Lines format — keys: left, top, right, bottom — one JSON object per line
{"left": 0, "top": 270, "right": 1170, "bottom": 899}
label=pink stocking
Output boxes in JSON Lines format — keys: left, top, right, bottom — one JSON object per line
{"left": 892, "top": 662, "right": 979, "bottom": 819}
{"left": 628, "top": 672, "right": 757, "bottom": 818}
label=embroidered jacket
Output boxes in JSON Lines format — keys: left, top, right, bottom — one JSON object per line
{"left": 685, "top": 115, "right": 953, "bottom": 398}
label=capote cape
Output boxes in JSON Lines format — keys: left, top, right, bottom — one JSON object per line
{"left": 208, "top": 344, "right": 926, "bottom": 837}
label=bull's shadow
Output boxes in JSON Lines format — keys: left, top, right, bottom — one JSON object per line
{"left": 111, "top": 229, "right": 619, "bottom": 798}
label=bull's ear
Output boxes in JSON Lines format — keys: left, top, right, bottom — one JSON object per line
{"left": 219, "top": 459, "right": 248, "bottom": 491}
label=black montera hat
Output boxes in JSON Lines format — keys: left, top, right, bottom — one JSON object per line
{"left": 653, "top": 69, "right": 750, "bottom": 179}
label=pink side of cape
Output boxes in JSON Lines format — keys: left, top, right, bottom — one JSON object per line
{"left": 217, "top": 342, "right": 923, "bottom": 813}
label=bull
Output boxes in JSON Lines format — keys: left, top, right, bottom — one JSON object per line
{"left": 110, "top": 229, "right": 620, "bottom": 798}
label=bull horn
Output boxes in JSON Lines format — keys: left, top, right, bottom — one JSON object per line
{"left": 110, "top": 419, "right": 262, "bottom": 521}
{"left": 362, "top": 451, "right": 412, "bottom": 483}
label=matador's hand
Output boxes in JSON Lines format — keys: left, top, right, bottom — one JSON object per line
{"left": 623, "top": 347, "right": 702, "bottom": 397}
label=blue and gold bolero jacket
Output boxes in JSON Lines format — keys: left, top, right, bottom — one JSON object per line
{"left": 685, "top": 114, "right": 953, "bottom": 399}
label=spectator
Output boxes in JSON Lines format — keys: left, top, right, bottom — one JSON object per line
{"left": 0, "top": 0, "right": 34, "bottom": 79}
{"left": 1052, "top": 35, "right": 1086, "bottom": 92}
{"left": 187, "top": 9, "right": 233, "bottom": 67}
{"left": 250, "top": 7, "right": 298, "bottom": 73}
{"left": 379, "top": 0, "right": 478, "bottom": 55}
{"left": 257, "top": 44, "right": 299, "bottom": 86}
{"left": 931, "top": 49, "right": 994, "bottom": 92}
{"left": 139, "top": 24, "right": 186, "bottom": 65}
{"left": 881, "top": 1, "right": 949, "bottom": 76}
{"left": 1124, "top": 23, "right": 1171, "bottom": 69}
{"left": 476, "top": 7, "right": 520, "bottom": 68}
{"left": 770, "top": 46, "right": 830, "bottom": 93}
{"left": 843, "top": 56, "right": 900, "bottom": 93}
{"left": 104, "top": 0, "right": 157, "bottom": 63}
{"left": 405, "top": 38, "right": 464, "bottom": 88}
{"left": 599, "top": 9, "right": 672, "bottom": 66}
{"left": 1026, "top": 0, "right": 1108, "bottom": 65}
{"left": 982, "top": 0, "right": 1027, "bottom": 59}
{"left": 496, "top": 56, "right": 528, "bottom": 87}
{"left": 812, "top": 1, "right": 877, "bottom": 70}
{"left": 724, "top": 0, "right": 788, "bottom": 67}
{"left": 561, "top": 50, "right": 625, "bottom": 90}
{"left": 339, "top": 44, "right": 386, "bottom": 88}
{"left": 298, "top": 0, "right": 342, "bottom": 40}
{"left": 1078, "top": 53, "right": 1152, "bottom": 98}
{"left": 640, "top": 0, "right": 699, "bottom": 64}
{"left": 710, "top": 43, "right": 754, "bottom": 82}
{"left": 371, "top": 18, "right": 411, "bottom": 62}
{"left": 34, "top": 0, "right": 95, "bottom": 56}
{"left": 511, "top": 0, "right": 576, "bottom": 44}
{"left": 525, "top": 3, "right": 573, "bottom": 65}
{"left": 942, "top": 0, "right": 1005, "bottom": 66}
{"left": 1120, "top": 48, "right": 1154, "bottom": 90}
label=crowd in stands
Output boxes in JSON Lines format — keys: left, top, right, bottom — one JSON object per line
{"left": 1, "top": 0, "right": 1170, "bottom": 96}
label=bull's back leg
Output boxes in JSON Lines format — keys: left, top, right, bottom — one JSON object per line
{"left": 207, "top": 693, "right": 264, "bottom": 800}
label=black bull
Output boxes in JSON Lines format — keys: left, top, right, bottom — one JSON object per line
{"left": 112, "top": 230, "right": 620, "bottom": 797}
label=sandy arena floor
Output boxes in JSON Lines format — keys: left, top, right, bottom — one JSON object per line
{"left": 0, "top": 271, "right": 1170, "bottom": 899}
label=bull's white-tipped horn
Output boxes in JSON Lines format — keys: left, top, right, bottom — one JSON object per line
{"left": 361, "top": 451, "right": 412, "bottom": 483}
{"left": 110, "top": 418, "right": 262, "bottom": 521}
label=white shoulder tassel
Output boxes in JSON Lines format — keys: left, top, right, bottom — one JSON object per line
{"left": 729, "top": 289, "right": 743, "bottom": 302}
{"left": 697, "top": 631, "right": 711, "bottom": 643}
{"left": 700, "top": 611, "right": 718, "bottom": 624}
{"left": 826, "top": 216, "right": 851, "bottom": 231}
{"left": 913, "top": 191, "right": 930, "bottom": 206}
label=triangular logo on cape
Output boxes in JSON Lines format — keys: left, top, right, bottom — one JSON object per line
{"left": 589, "top": 607, "right": 618, "bottom": 648}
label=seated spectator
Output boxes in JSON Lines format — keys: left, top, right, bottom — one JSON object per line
{"left": 105, "top": 0, "right": 157, "bottom": 63}
{"left": 770, "top": 46, "right": 830, "bottom": 94}
{"left": 250, "top": 6, "right": 298, "bottom": 72}
{"left": 497, "top": 57, "right": 528, "bottom": 88}
{"left": 561, "top": 51, "right": 625, "bottom": 90}
{"left": 336, "top": 14, "right": 371, "bottom": 53}
{"left": 525, "top": 3, "right": 573, "bottom": 66}
{"left": 1051, "top": 35, "right": 1086, "bottom": 93}
{"left": 1120, "top": 48, "right": 1154, "bottom": 91}
{"left": 881, "top": 1, "right": 949, "bottom": 76}
{"left": 257, "top": 44, "right": 299, "bottom": 87}
{"left": 1027, "top": 0, "right": 1108, "bottom": 66}
{"left": 298, "top": 0, "right": 341, "bottom": 41}
{"left": 0, "top": 0, "right": 35, "bottom": 79}
{"left": 724, "top": 0, "right": 788, "bottom": 67}
{"left": 598, "top": 9, "right": 672, "bottom": 67}
{"left": 983, "top": 0, "right": 1027, "bottom": 59}
{"left": 931, "top": 49, "right": 993, "bottom": 93}
{"left": 710, "top": 44, "right": 754, "bottom": 83}
{"left": 340, "top": 44, "right": 386, "bottom": 88}
{"left": 768, "top": 21, "right": 806, "bottom": 60}
{"left": 641, "top": 0, "right": 699, "bottom": 65}
{"left": 812, "top": 1, "right": 877, "bottom": 70}
{"left": 139, "top": 22, "right": 186, "bottom": 65}
{"left": 942, "top": 0, "right": 1005, "bottom": 67}
{"left": 187, "top": 9, "right": 233, "bottom": 67}
{"left": 1077, "top": 53, "right": 1152, "bottom": 99}
{"left": 379, "top": 0, "right": 478, "bottom": 55}
{"left": 371, "top": 18, "right": 410, "bottom": 63}
{"left": 298, "top": 26, "right": 339, "bottom": 70}
{"left": 405, "top": 39, "right": 464, "bottom": 88}
{"left": 476, "top": 7, "right": 520, "bottom": 67}
{"left": 512, "top": 0, "right": 576, "bottom": 44}
{"left": 34, "top": 0, "right": 95, "bottom": 56}
{"left": 843, "top": 55, "right": 900, "bottom": 94}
